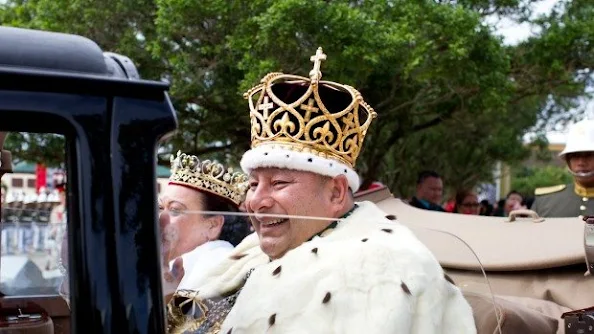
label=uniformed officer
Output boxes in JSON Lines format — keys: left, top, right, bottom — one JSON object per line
{"left": 531, "top": 119, "right": 594, "bottom": 218}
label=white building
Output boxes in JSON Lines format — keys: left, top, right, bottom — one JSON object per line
{"left": 2, "top": 161, "right": 171, "bottom": 197}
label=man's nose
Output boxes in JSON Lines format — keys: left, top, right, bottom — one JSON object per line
{"left": 574, "top": 156, "right": 588, "bottom": 166}
{"left": 159, "top": 210, "right": 170, "bottom": 231}
{"left": 246, "top": 186, "right": 274, "bottom": 213}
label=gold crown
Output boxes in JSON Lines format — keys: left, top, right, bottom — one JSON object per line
{"left": 243, "top": 47, "right": 377, "bottom": 168}
{"left": 169, "top": 151, "right": 249, "bottom": 206}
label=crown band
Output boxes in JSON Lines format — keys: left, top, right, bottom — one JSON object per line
{"left": 240, "top": 145, "right": 361, "bottom": 191}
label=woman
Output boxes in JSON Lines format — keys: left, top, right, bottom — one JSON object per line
{"left": 159, "top": 151, "right": 251, "bottom": 293}
{"left": 58, "top": 152, "right": 250, "bottom": 305}
{"left": 453, "top": 189, "right": 481, "bottom": 215}
{"left": 493, "top": 190, "right": 524, "bottom": 217}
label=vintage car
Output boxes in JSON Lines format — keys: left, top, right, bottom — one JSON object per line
{"left": 0, "top": 26, "right": 591, "bottom": 334}
{"left": 354, "top": 186, "right": 594, "bottom": 334}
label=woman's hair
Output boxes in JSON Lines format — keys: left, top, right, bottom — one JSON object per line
{"left": 202, "top": 193, "right": 250, "bottom": 246}
{"left": 506, "top": 190, "right": 522, "bottom": 200}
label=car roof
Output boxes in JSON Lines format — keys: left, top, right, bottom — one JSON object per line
{"left": 0, "top": 26, "right": 169, "bottom": 99}
{"left": 0, "top": 26, "right": 108, "bottom": 75}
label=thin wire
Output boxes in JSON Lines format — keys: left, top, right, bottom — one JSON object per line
{"left": 167, "top": 208, "right": 502, "bottom": 330}
{"left": 178, "top": 210, "right": 341, "bottom": 222}
{"left": 424, "top": 227, "right": 502, "bottom": 334}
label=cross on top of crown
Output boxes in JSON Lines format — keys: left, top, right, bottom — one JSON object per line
{"left": 309, "top": 47, "right": 327, "bottom": 83}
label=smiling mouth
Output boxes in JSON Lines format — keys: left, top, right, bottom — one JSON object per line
{"left": 261, "top": 218, "right": 288, "bottom": 227}
{"left": 572, "top": 170, "right": 594, "bottom": 178}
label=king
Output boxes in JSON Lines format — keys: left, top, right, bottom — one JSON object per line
{"left": 167, "top": 48, "right": 476, "bottom": 334}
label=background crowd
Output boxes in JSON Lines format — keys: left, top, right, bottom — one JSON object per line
{"left": 406, "top": 170, "right": 531, "bottom": 217}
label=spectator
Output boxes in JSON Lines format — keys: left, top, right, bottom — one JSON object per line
{"left": 453, "top": 190, "right": 480, "bottom": 215}
{"left": 494, "top": 191, "right": 524, "bottom": 217}
{"left": 479, "top": 199, "right": 494, "bottom": 216}
{"left": 409, "top": 170, "right": 445, "bottom": 212}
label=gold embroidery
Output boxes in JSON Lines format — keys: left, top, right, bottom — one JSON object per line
{"left": 534, "top": 184, "right": 566, "bottom": 196}
{"left": 166, "top": 269, "right": 255, "bottom": 334}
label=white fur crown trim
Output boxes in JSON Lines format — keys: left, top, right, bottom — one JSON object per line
{"left": 240, "top": 145, "right": 361, "bottom": 192}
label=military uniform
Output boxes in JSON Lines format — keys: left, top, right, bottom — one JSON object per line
{"left": 531, "top": 183, "right": 594, "bottom": 218}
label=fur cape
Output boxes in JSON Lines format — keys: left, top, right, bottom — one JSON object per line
{"left": 181, "top": 201, "right": 476, "bottom": 334}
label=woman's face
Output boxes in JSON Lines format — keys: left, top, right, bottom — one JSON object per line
{"left": 458, "top": 194, "right": 480, "bottom": 215}
{"left": 158, "top": 184, "right": 222, "bottom": 261}
{"left": 505, "top": 193, "right": 523, "bottom": 212}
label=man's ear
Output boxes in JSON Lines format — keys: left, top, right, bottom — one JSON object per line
{"left": 328, "top": 174, "right": 350, "bottom": 206}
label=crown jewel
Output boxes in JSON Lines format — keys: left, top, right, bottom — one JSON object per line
{"left": 243, "top": 47, "right": 377, "bottom": 168}
{"left": 169, "top": 151, "right": 249, "bottom": 206}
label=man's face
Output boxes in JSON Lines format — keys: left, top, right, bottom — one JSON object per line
{"left": 245, "top": 168, "right": 335, "bottom": 260}
{"left": 567, "top": 152, "right": 594, "bottom": 185}
{"left": 416, "top": 177, "right": 443, "bottom": 205}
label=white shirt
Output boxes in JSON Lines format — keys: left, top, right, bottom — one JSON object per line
{"left": 171, "top": 240, "right": 234, "bottom": 290}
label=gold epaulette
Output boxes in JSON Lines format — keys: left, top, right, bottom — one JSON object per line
{"left": 534, "top": 184, "right": 566, "bottom": 196}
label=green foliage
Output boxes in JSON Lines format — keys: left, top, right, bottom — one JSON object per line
{"left": 511, "top": 165, "right": 573, "bottom": 196}
{"left": 1, "top": 0, "right": 593, "bottom": 193}
{"left": 3, "top": 133, "right": 65, "bottom": 167}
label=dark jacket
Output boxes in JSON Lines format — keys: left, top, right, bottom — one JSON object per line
{"left": 409, "top": 197, "right": 445, "bottom": 212}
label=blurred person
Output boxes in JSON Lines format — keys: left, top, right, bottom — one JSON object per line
{"left": 505, "top": 191, "right": 524, "bottom": 214}
{"left": 493, "top": 191, "right": 523, "bottom": 217}
{"left": 443, "top": 195, "right": 456, "bottom": 212}
{"left": 453, "top": 190, "right": 481, "bottom": 215}
{"left": 409, "top": 170, "right": 445, "bottom": 212}
{"left": 479, "top": 199, "right": 494, "bottom": 216}
{"left": 1, "top": 182, "right": 6, "bottom": 204}
{"left": 1, "top": 192, "right": 17, "bottom": 254}
{"left": 46, "top": 188, "right": 66, "bottom": 270}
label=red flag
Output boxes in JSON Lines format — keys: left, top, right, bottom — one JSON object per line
{"left": 35, "top": 163, "right": 47, "bottom": 193}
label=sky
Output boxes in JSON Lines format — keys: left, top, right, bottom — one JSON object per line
{"left": 487, "top": 0, "right": 560, "bottom": 46}
{"left": 487, "top": 0, "right": 593, "bottom": 144}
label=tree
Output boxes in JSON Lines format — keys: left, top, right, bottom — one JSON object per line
{"left": 153, "top": 0, "right": 525, "bottom": 190}
{"left": 511, "top": 165, "right": 573, "bottom": 196}
{"left": 3, "top": 133, "right": 65, "bottom": 167}
{"left": 0, "top": 0, "right": 164, "bottom": 166}
{"left": 1, "top": 0, "right": 593, "bottom": 195}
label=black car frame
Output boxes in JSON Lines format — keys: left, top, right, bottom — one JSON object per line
{"left": 0, "top": 26, "right": 177, "bottom": 334}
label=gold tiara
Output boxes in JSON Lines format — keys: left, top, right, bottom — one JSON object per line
{"left": 243, "top": 47, "right": 377, "bottom": 168}
{"left": 169, "top": 151, "right": 249, "bottom": 206}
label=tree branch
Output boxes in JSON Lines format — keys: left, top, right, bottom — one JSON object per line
{"left": 375, "top": 75, "right": 402, "bottom": 110}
